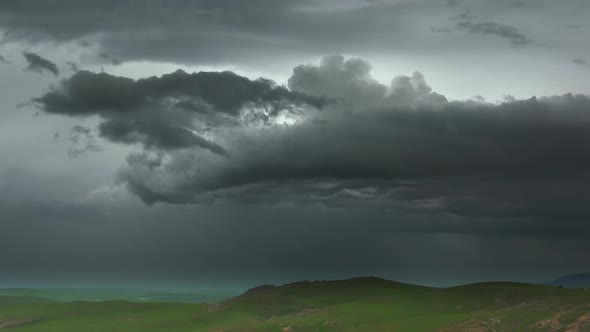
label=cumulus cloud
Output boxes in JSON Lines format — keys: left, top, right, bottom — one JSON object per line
{"left": 288, "top": 55, "right": 388, "bottom": 108}
{"left": 22, "top": 52, "right": 60, "bottom": 75}
{"left": 288, "top": 55, "right": 447, "bottom": 108}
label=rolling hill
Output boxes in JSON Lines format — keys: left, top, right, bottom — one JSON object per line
{"left": 0, "top": 277, "right": 589, "bottom": 331}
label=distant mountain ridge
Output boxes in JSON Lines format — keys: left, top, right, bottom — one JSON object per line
{"left": 548, "top": 273, "right": 590, "bottom": 288}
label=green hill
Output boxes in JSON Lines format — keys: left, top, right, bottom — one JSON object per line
{"left": 1, "top": 277, "right": 590, "bottom": 331}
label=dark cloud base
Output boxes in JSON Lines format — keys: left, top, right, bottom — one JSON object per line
{"left": 1, "top": 196, "right": 589, "bottom": 286}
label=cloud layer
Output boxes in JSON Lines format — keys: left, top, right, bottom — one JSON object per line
{"left": 3, "top": 0, "right": 581, "bottom": 67}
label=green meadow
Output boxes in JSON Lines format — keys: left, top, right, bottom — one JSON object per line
{"left": 1, "top": 277, "right": 589, "bottom": 331}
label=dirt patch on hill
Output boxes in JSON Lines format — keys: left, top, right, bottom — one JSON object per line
{"left": 533, "top": 308, "right": 590, "bottom": 332}
{"left": 565, "top": 313, "right": 590, "bottom": 332}
{"left": 534, "top": 319, "right": 563, "bottom": 330}
{"left": 439, "top": 318, "right": 501, "bottom": 332}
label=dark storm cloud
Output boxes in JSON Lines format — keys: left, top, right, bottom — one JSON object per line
{"left": 34, "top": 69, "right": 325, "bottom": 154}
{"left": 22, "top": 52, "right": 59, "bottom": 75}
{"left": 114, "top": 92, "right": 590, "bottom": 217}
{"left": 33, "top": 55, "right": 590, "bottom": 230}
{"left": 36, "top": 69, "right": 325, "bottom": 116}
{"left": 573, "top": 58, "right": 588, "bottom": 66}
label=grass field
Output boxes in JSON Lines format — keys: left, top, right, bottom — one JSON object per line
{"left": 1, "top": 277, "right": 589, "bottom": 331}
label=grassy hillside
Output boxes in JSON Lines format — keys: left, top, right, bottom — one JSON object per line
{"left": 1, "top": 277, "right": 589, "bottom": 331}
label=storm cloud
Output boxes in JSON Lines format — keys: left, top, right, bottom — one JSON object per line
{"left": 35, "top": 69, "right": 325, "bottom": 154}
{"left": 32, "top": 55, "right": 590, "bottom": 230}
{"left": 116, "top": 92, "right": 590, "bottom": 223}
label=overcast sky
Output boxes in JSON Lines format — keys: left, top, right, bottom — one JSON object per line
{"left": 1, "top": 0, "right": 590, "bottom": 288}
